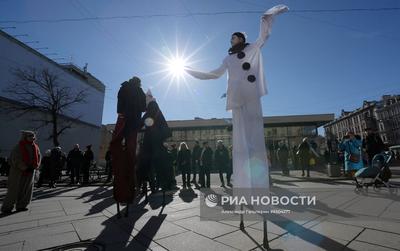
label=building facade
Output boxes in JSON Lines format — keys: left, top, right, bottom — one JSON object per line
{"left": 98, "top": 114, "right": 334, "bottom": 163}
{"left": 375, "top": 95, "right": 400, "bottom": 145}
{"left": 0, "top": 30, "right": 105, "bottom": 158}
{"left": 324, "top": 95, "right": 400, "bottom": 146}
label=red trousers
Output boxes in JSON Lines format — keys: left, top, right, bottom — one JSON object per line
{"left": 110, "top": 115, "right": 137, "bottom": 203}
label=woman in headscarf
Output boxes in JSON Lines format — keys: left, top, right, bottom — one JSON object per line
{"left": 1, "top": 130, "right": 41, "bottom": 214}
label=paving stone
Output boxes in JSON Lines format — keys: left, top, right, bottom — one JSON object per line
{"left": 0, "top": 223, "right": 75, "bottom": 246}
{"left": 119, "top": 214, "right": 188, "bottom": 241}
{"left": 215, "top": 227, "right": 279, "bottom": 250}
{"left": 72, "top": 216, "right": 132, "bottom": 244}
{"left": 0, "top": 219, "right": 38, "bottom": 234}
{"left": 343, "top": 196, "right": 393, "bottom": 218}
{"left": 30, "top": 200, "right": 61, "bottom": 208}
{"left": 174, "top": 216, "right": 238, "bottom": 239}
{"left": 164, "top": 208, "right": 199, "bottom": 222}
{"left": 169, "top": 201, "right": 200, "bottom": 211}
{"left": 218, "top": 219, "right": 259, "bottom": 228}
{"left": 0, "top": 210, "right": 66, "bottom": 226}
{"left": 330, "top": 220, "right": 400, "bottom": 235}
{"left": 0, "top": 241, "right": 23, "bottom": 251}
{"left": 104, "top": 241, "right": 151, "bottom": 251}
{"left": 23, "top": 231, "right": 80, "bottom": 251}
{"left": 356, "top": 229, "right": 400, "bottom": 249}
{"left": 60, "top": 199, "right": 93, "bottom": 215}
{"left": 380, "top": 200, "right": 400, "bottom": 220}
{"left": 38, "top": 212, "right": 104, "bottom": 226}
{"left": 269, "top": 233, "right": 348, "bottom": 251}
{"left": 2, "top": 181, "right": 400, "bottom": 251}
{"left": 345, "top": 240, "right": 398, "bottom": 251}
{"left": 309, "top": 221, "right": 364, "bottom": 241}
{"left": 248, "top": 221, "right": 288, "bottom": 236}
{"left": 156, "top": 231, "right": 238, "bottom": 251}
{"left": 29, "top": 202, "right": 64, "bottom": 214}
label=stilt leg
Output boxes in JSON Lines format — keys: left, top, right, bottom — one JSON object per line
{"left": 240, "top": 204, "right": 244, "bottom": 231}
{"left": 144, "top": 182, "right": 148, "bottom": 202}
{"left": 125, "top": 203, "right": 129, "bottom": 217}
{"left": 263, "top": 218, "right": 270, "bottom": 250}
{"left": 117, "top": 203, "right": 121, "bottom": 218}
{"left": 162, "top": 190, "right": 165, "bottom": 206}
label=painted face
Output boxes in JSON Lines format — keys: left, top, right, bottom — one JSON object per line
{"left": 26, "top": 134, "right": 35, "bottom": 142}
{"left": 231, "top": 35, "right": 243, "bottom": 47}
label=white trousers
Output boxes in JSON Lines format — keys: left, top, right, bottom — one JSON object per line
{"left": 231, "top": 98, "right": 269, "bottom": 189}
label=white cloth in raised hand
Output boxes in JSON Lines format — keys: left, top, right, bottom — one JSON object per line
{"left": 263, "top": 4, "right": 289, "bottom": 17}
{"left": 145, "top": 89, "right": 156, "bottom": 107}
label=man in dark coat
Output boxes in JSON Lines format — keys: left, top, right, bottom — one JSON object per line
{"left": 214, "top": 140, "right": 230, "bottom": 187}
{"left": 170, "top": 143, "right": 178, "bottom": 186}
{"left": 277, "top": 142, "right": 289, "bottom": 176}
{"left": 137, "top": 139, "right": 156, "bottom": 193}
{"left": 141, "top": 93, "right": 173, "bottom": 191}
{"left": 82, "top": 145, "right": 94, "bottom": 184}
{"left": 177, "top": 142, "right": 191, "bottom": 189}
{"left": 111, "top": 76, "right": 146, "bottom": 203}
{"left": 67, "top": 144, "right": 83, "bottom": 185}
{"left": 362, "top": 127, "right": 386, "bottom": 166}
{"left": 297, "top": 137, "right": 311, "bottom": 177}
{"left": 117, "top": 77, "right": 147, "bottom": 137}
{"left": 200, "top": 141, "right": 213, "bottom": 188}
{"left": 49, "top": 146, "right": 64, "bottom": 188}
{"left": 191, "top": 140, "right": 201, "bottom": 184}
{"left": 37, "top": 149, "right": 51, "bottom": 188}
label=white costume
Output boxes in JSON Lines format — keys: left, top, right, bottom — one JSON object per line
{"left": 186, "top": 5, "right": 288, "bottom": 190}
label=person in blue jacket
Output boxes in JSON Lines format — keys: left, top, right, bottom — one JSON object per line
{"left": 339, "top": 131, "right": 364, "bottom": 177}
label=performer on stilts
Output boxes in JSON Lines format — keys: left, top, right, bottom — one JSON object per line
{"left": 110, "top": 76, "right": 146, "bottom": 217}
{"left": 140, "top": 90, "right": 173, "bottom": 205}
{"left": 185, "top": 5, "right": 289, "bottom": 249}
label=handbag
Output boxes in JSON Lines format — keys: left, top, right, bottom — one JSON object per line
{"left": 347, "top": 141, "right": 360, "bottom": 163}
{"left": 348, "top": 153, "right": 360, "bottom": 163}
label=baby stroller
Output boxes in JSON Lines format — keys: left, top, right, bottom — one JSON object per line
{"left": 354, "top": 151, "right": 394, "bottom": 190}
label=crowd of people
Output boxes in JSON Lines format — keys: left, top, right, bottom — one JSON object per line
{"left": 0, "top": 127, "right": 395, "bottom": 215}
{"left": 0, "top": 75, "right": 396, "bottom": 214}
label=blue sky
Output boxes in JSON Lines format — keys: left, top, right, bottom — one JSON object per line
{"left": 1, "top": 0, "right": 399, "bottom": 126}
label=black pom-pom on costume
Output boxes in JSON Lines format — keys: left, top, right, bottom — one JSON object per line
{"left": 242, "top": 62, "right": 251, "bottom": 70}
{"left": 247, "top": 75, "right": 256, "bottom": 82}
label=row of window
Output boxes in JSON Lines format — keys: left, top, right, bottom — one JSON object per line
{"left": 170, "top": 126, "right": 317, "bottom": 141}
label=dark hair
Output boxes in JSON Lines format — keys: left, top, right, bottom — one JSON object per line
{"left": 129, "top": 76, "right": 141, "bottom": 87}
{"left": 232, "top": 32, "right": 246, "bottom": 43}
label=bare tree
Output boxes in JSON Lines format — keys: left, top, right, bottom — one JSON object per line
{"left": 3, "top": 67, "right": 88, "bottom": 146}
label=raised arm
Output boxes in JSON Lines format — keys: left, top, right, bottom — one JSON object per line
{"left": 185, "top": 59, "right": 227, "bottom": 80}
{"left": 254, "top": 4, "right": 289, "bottom": 48}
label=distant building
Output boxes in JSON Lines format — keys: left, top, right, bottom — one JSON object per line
{"left": 0, "top": 30, "right": 105, "bottom": 158}
{"left": 324, "top": 101, "right": 377, "bottom": 141}
{"left": 98, "top": 114, "right": 334, "bottom": 163}
{"left": 324, "top": 95, "right": 400, "bottom": 146}
{"left": 375, "top": 95, "right": 400, "bottom": 145}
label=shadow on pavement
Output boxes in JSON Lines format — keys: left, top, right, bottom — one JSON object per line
{"left": 32, "top": 186, "right": 80, "bottom": 200}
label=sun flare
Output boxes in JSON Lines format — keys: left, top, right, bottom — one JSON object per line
{"left": 167, "top": 56, "right": 187, "bottom": 78}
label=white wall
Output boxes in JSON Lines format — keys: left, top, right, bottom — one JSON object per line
{"left": 0, "top": 101, "right": 102, "bottom": 160}
{"left": 0, "top": 32, "right": 105, "bottom": 159}
{"left": 0, "top": 33, "right": 104, "bottom": 127}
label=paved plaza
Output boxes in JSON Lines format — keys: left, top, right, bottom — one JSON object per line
{"left": 0, "top": 170, "right": 399, "bottom": 251}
